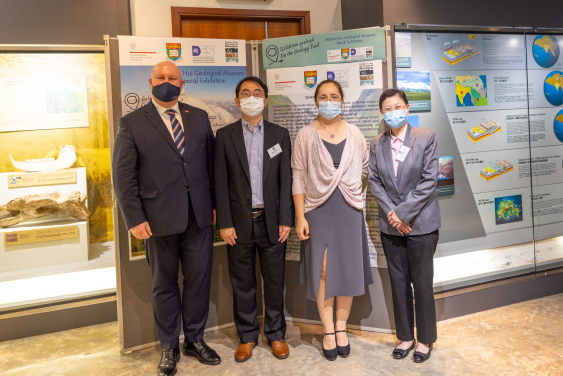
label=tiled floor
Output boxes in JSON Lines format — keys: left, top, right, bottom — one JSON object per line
{"left": 1, "top": 293, "right": 562, "bottom": 375}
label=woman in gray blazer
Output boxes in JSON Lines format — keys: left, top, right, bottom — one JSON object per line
{"left": 368, "top": 89, "right": 441, "bottom": 363}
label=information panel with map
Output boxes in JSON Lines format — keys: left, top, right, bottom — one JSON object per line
{"left": 395, "top": 28, "right": 563, "bottom": 291}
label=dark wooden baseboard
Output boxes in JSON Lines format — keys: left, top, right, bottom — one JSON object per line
{"left": 0, "top": 295, "right": 117, "bottom": 342}
{"left": 435, "top": 270, "right": 563, "bottom": 322}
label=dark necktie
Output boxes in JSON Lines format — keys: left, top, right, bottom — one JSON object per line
{"left": 165, "top": 109, "right": 185, "bottom": 156}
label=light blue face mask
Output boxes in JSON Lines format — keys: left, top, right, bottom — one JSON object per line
{"left": 383, "top": 109, "right": 408, "bottom": 129}
{"left": 318, "top": 101, "right": 342, "bottom": 120}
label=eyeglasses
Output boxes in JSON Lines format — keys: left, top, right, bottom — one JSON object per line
{"left": 240, "top": 90, "right": 264, "bottom": 99}
{"left": 383, "top": 104, "right": 406, "bottom": 112}
{"left": 317, "top": 95, "right": 341, "bottom": 102}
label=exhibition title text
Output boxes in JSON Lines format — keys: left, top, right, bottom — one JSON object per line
{"left": 325, "top": 33, "right": 376, "bottom": 46}
{"left": 182, "top": 69, "right": 244, "bottom": 84}
{"left": 279, "top": 37, "right": 320, "bottom": 61}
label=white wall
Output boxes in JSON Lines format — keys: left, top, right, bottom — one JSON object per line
{"left": 130, "top": 0, "right": 342, "bottom": 37}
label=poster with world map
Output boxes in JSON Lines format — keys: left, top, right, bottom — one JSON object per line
{"left": 455, "top": 75, "right": 487, "bottom": 107}
{"left": 395, "top": 30, "right": 563, "bottom": 288}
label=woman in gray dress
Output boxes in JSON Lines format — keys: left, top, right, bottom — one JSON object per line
{"left": 292, "top": 80, "right": 373, "bottom": 361}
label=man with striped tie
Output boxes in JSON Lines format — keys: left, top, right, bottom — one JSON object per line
{"left": 112, "top": 61, "right": 220, "bottom": 376}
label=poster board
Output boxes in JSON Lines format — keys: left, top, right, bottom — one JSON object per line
{"left": 106, "top": 36, "right": 260, "bottom": 353}
{"left": 394, "top": 27, "right": 563, "bottom": 290}
{"left": 264, "top": 28, "right": 389, "bottom": 267}
{"left": 118, "top": 36, "right": 246, "bottom": 134}
{"left": 117, "top": 36, "right": 248, "bottom": 253}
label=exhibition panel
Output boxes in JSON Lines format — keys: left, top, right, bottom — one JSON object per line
{"left": 394, "top": 25, "right": 563, "bottom": 291}
{"left": 263, "top": 27, "right": 402, "bottom": 333}
{"left": 526, "top": 32, "right": 563, "bottom": 272}
{"left": 118, "top": 35, "right": 248, "bottom": 253}
{"left": 263, "top": 27, "right": 389, "bottom": 266}
{"left": 105, "top": 36, "right": 259, "bottom": 352}
{"left": 0, "top": 46, "right": 115, "bottom": 312}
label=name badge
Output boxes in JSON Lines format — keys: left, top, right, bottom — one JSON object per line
{"left": 267, "top": 143, "right": 282, "bottom": 158}
{"left": 396, "top": 145, "right": 410, "bottom": 162}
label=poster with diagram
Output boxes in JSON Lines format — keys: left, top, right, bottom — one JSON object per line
{"left": 396, "top": 30, "right": 563, "bottom": 289}
{"left": 265, "top": 29, "right": 388, "bottom": 267}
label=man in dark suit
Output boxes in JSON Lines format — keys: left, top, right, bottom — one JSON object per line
{"left": 214, "top": 77, "right": 293, "bottom": 362}
{"left": 112, "top": 61, "right": 221, "bottom": 376}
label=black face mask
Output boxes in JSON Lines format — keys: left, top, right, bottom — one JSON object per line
{"left": 151, "top": 82, "right": 181, "bottom": 103}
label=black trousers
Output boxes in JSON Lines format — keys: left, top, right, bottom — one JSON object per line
{"left": 227, "top": 215, "right": 287, "bottom": 344}
{"left": 380, "top": 230, "right": 439, "bottom": 344}
{"left": 146, "top": 197, "right": 213, "bottom": 350}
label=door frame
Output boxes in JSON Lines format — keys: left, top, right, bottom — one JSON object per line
{"left": 171, "top": 7, "right": 311, "bottom": 37}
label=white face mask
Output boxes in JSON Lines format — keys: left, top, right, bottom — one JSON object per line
{"left": 239, "top": 96, "right": 265, "bottom": 117}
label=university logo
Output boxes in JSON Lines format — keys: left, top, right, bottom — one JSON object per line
{"left": 327, "top": 71, "right": 335, "bottom": 80}
{"left": 166, "top": 43, "right": 182, "bottom": 62}
{"left": 304, "top": 71, "right": 317, "bottom": 89}
{"left": 341, "top": 48, "right": 350, "bottom": 59}
{"left": 129, "top": 42, "right": 136, "bottom": 49}
{"left": 192, "top": 46, "right": 201, "bottom": 56}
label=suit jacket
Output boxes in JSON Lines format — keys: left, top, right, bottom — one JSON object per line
{"left": 214, "top": 119, "right": 293, "bottom": 244}
{"left": 112, "top": 101, "right": 215, "bottom": 236}
{"left": 368, "top": 123, "right": 441, "bottom": 236}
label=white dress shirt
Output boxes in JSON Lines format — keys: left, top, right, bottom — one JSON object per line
{"left": 152, "top": 99, "right": 184, "bottom": 141}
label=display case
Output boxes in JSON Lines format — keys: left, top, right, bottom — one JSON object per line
{"left": 0, "top": 45, "right": 115, "bottom": 313}
{"left": 394, "top": 25, "right": 563, "bottom": 292}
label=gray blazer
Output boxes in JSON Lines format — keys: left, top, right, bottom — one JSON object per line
{"left": 368, "top": 123, "right": 441, "bottom": 236}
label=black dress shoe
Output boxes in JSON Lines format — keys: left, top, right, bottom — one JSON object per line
{"left": 183, "top": 339, "right": 221, "bottom": 365}
{"left": 157, "top": 348, "right": 180, "bottom": 376}
{"left": 413, "top": 343, "right": 433, "bottom": 363}
{"left": 392, "top": 341, "right": 416, "bottom": 359}
{"left": 335, "top": 330, "right": 350, "bottom": 358}
{"left": 322, "top": 333, "right": 338, "bottom": 361}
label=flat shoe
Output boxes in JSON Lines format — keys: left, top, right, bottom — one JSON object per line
{"left": 392, "top": 341, "right": 416, "bottom": 359}
{"left": 413, "top": 344, "right": 433, "bottom": 363}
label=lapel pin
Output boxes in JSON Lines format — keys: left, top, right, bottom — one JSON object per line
{"left": 185, "top": 110, "right": 189, "bottom": 113}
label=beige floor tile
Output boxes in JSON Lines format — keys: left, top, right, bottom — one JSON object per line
{"left": 1, "top": 293, "right": 562, "bottom": 376}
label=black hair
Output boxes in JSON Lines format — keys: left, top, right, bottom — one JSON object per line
{"left": 379, "top": 88, "right": 408, "bottom": 110}
{"left": 235, "top": 76, "right": 268, "bottom": 98}
{"left": 314, "top": 79, "right": 344, "bottom": 101}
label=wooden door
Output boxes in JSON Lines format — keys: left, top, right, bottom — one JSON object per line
{"left": 172, "top": 8, "right": 310, "bottom": 40}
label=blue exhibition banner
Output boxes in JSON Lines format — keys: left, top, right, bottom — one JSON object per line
{"left": 262, "top": 28, "right": 386, "bottom": 70}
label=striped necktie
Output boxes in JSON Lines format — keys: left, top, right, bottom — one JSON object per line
{"left": 165, "top": 109, "right": 185, "bottom": 156}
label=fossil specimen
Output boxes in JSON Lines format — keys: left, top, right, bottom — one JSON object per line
{"left": 9, "top": 145, "right": 77, "bottom": 172}
{"left": 0, "top": 191, "right": 90, "bottom": 228}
